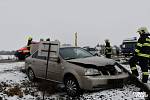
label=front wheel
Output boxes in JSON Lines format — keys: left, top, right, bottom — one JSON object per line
{"left": 64, "top": 76, "right": 82, "bottom": 97}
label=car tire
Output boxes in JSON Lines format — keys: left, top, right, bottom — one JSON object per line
{"left": 28, "top": 68, "right": 36, "bottom": 81}
{"left": 64, "top": 76, "right": 82, "bottom": 97}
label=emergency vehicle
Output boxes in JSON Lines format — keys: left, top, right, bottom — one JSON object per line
{"left": 120, "top": 37, "right": 137, "bottom": 57}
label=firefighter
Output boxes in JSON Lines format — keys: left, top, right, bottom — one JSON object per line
{"left": 26, "top": 36, "right": 33, "bottom": 56}
{"left": 129, "top": 27, "right": 150, "bottom": 84}
{"left": 104, "top": 39, "right": 112, "bottom": 58}
{"left": 27, "top": 36, "right": 32, "bottom": 46}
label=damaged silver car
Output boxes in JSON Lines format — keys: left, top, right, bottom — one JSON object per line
{"left": 25, "top": 46, "right": 129, "bottom": 97}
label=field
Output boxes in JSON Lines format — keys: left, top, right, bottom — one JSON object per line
{"left": 0, "top": 55, "right": 148, "bottom": 100}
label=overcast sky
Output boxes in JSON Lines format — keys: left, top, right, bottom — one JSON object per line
{"left": 0, "top": 0, "right": 150, "bottom": 50}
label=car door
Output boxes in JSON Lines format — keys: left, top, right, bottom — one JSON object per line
{"left": 31, "top": 51, "right": 47, "bottom": 78}
{"left": 47, "top": 58, "right": 63, "bottom": 82}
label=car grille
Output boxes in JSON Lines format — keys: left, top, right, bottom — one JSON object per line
{"left": 98, "top": 65, "right": 118, "bottom": 75}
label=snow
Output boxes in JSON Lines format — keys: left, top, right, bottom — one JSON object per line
{"left": 121, "top": 62, "right": 150, "bottom": 84}
{"left": 0, "top": 62, "right": 24, "bottom": 72}
{"left": 0, "top": 72, "right": 26, "bottom": 85}
{"left": 0, "top": 58, "right": 148, "bottom": 100}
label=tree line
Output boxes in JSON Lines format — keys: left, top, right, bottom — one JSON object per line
{"left": 0, "top": 51, "right": 15, "bottom": 55}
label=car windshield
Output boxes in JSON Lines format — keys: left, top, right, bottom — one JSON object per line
{"left": 60, "top": 47, "right": 94, "bottom": 60}
{"left": 123, "top": 42, "right": 137, "bottom": 48}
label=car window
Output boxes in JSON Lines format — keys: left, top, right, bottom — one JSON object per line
{"left": 123, "top": 42, "right": 136, "bottom": 48}
{"left": 37, "top": 56, "right": 46, "bottom": 60}
{"left": 60, "top": 47, "right": 93, "bottom": 60}
{"left": 32, "top": 51, "right": 46, "bottom": 60}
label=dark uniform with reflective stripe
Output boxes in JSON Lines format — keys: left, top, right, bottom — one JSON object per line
{"left": 105, "top": 41, "right": 112, "bottom": 58}
{"left": 26, "top": 37, "right": 32, "bottom": 56}
{"left": 129, "top": 33, "right": 150, "bottom": 83}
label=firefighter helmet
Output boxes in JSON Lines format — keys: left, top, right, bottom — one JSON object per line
{"left": 28, "top": 36, "right": 32, "bottom": 41}
{"left": 105, "top": 39, "right": 109, "bottom": 43}
{"left": 137, "top": 27, "right": 149, "bottom": 34}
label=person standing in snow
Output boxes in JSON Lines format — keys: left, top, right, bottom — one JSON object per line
{"left": 27, "top": 36, "right": 33, "bottom": 51}
{"left": 104, "top": 39, "right": 112, "bottom": 58}
{"left": 27, "top": 37, "right": 32, "bottom": 47}
{"left": 129, "top": 27, "right": 150, "bottom": 84}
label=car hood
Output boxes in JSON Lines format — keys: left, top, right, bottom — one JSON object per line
{"left": 67, "top": 56, "right": 115, "bottom": 68}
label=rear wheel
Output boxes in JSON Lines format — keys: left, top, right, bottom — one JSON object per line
{"left": 28, "top": 69, "right": 36, "bottom": 81}
{"left": 64, "top": 76, "right": 82, "bottom": 97}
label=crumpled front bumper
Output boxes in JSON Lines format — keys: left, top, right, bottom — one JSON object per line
{"left": 80, "top": 72, "right": 129, "bottom": 90}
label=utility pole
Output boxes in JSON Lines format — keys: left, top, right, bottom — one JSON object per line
{"left": 75, "top": 32, "right": 77, "bottom": 47}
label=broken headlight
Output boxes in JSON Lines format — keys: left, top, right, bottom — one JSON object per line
{"left": 85, "top": 68, "right": 100, "bottom": 75}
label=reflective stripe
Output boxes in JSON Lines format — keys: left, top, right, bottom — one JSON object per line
{"left": 142, "top": 43, "right": 150, "bottom": 46}
{"left": 131, "top": 67, "right": 137, "bottom": 70}
{"left": 107, "top": 53, "right": 112, "bottom": 54}
{"left": 143, "top": 72, "right": 149, "bottom": 75}
{"left": 146, "top": 38, "right": 150, "bottom": 42}
{"left": 137, "top": 43, "right": 143, "bottom": 47}
{"left": 135, "top": 49, "right": 140, "bottom": 53}
{"left": 138, "top": 53, "right": 150, "bottom": 58}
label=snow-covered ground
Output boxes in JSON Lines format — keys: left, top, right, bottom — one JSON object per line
{"left": 0, "top": 59, "right": 148, "bottom": 100}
